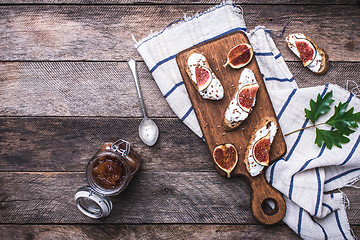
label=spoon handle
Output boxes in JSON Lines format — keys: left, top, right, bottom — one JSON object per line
{"left": 128, "top": 59, "right": 147, "bottom": 118}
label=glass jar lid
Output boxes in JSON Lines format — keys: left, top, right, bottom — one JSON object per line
{"left": 75, "top": 186, "right": 113, "bottom": 219}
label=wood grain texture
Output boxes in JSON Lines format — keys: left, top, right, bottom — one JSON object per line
{"left": 176, "top": 31, "right": 286, "bottom": 224}
{"left": 0, "top": 61, "right": 168, "bottom": 117}
{"left": 0, "top": 172, "right": 359, "bottom": 225}
{"left": 0, "top": 0, "right": 357, "bottom": 4}
{"left": 0, "top": 0, "right": 359, "bottom": 236}
{"left": 0, "top": 224, "right": 306, "bottom": 240}
{"left": 289, "top": 61, "right": 360, "bottom": 89}
{"left": 0, "top": 171, "right": 254, "bottom": 223}
{"left": 2, "top": 61, "right": 359, "bottom": 117}
{"left": 0, "top": 117, "right": 211, "bottom": 172}
{"left": 0, "top": 5, "right": 359, "bottom": 61}
{"left": 177, "top": 31, "right": 286, "bottom": 169}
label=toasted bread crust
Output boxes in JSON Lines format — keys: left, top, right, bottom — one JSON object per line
{"left": 304, "top": 35, "right": 329, "bottom": 75}
{"left": 222, "top": 100, "right": 255, "bottom": 132}
{"left": 185, "top": 49, "right": 212, "bottom": 90}
{"left": 244, "top": 116, "right": 277, "bottom": 174}
{"left": 299, "top": 34, "right": 329, "bottom": 75}
{"left": 222, "top": 117, "right": 242, "bottom": 131}
{"left": 314, "top": 47, "right": 329, "bottom": 75}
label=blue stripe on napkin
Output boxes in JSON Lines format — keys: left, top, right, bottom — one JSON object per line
{"left": 324, "top": 167, "right": 360, "bottom": 185}
{"left": 151, "top": 55, "right": 177, "bottom": 73}
{"left": 323, "top": 203, "right": 333, "bottom": 212}
{"left": 286, "top": 84, "right": 354, "bottom": 216}
{"left": 264, "top": 76, "right": 295, "bottom": 82}
{"left": 289, "top": 89, "right": 354, "bottom": 199}
{"left": 277, "top": 89, "right": 297, "bottom": 120}
{"left": 330, "top": 193, "right": 347, "bottom": 239}
{"left": 164, "top": 81, "right": 184, "bottom": 98}
{"left": 285, "top": 84, "right": 329, "bottom": 161}
{"left": 314, "top": 167, "right": 322, "bottom": 216}
{"left": 149, "top": 26, "right": 246, "bottom": 73}
{"left": 274, "top": 53, "right": 282, "bottom": 59}
{"left": 286, "top": 118, "right": 310, "bottom": 161}
{"left": 269, "top": 84, "right": 329, "bottom": 185}
{"left": 181, "top": 106, "right": 193, "bottom": 122}
{"left": 298, "top": 208, "right": 304, "bottom": 236}
{"left": 335, "top": 210, "right": 348, "bottom": 240}
{"left": 299, "top": 91, "right": 353, "bottom": 215}
{"left": 341, "top": 134, "right": 360, "bottom": 165}
{"left": 288, "top": 144, "right": 326, "bottom": 201}
{"left": 254, "top": 52, "right": 273, "bottom": 56}
{"left": 312, "top": 216, "right": 328, "bottom": 240}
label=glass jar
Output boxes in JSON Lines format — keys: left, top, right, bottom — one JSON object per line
{"left": 75, "top": 139, "right": 141, "bottom": 218}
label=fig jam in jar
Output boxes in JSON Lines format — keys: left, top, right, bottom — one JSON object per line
{"left": 75, "top": 139, "right": 141, "bottom": 218}
{"left": 92, "top": 156, "right": 126, "bottom": 190}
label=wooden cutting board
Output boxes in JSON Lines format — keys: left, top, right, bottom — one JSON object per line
{"left": 176, "top": 31, "right": 287, "bottom": 225}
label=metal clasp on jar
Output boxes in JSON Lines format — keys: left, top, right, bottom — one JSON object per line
{"left": 110, "top": 139, "right": 131, "bottom": 157}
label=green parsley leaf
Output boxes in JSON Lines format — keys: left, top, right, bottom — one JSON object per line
{"left": 325, "top": 102, "right": 360, "bottom": 136}
{"left": 315, "top": 128, "right": 350, "bottom": 149}
{"left": 305, "top": 91, "right": 334, "bottom": 123}
{"left": 287, "top": 90, "right": 360, "bottom": 149}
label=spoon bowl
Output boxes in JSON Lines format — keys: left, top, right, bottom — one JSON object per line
{"left": 139, "top": 117, "right": 159, "bottom": 147}
{"left": 128, "top": 59, "right": 159, "bottom": 146}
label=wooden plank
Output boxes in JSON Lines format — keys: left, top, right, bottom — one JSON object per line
{"left": 176, "top": 31, "right": 286, "bottom": 225}
{"left": 0, "top": 117, "right": 212, "bottom": 172}
{"left": 2, "top": 114, "right": 360, "bottom": 172}
{"left": 0, "top": 224, "right": 356, "bottom": 240}
{"left": 0, "top": 171, "right": 254, "bottom": 223}
{"left": 0, "top": 0, "right": 357, "bottom": 4}
{"left": 289, "top": 61, "right": 360, "bottom": 89}
{"left": 0, "top": 172, "right": 359, "bottom": 225}
{"left": 0, "top": 224, "right": 306, "bottom": 240}
{"left": 176, "top": 31, "right": 286, "bottom": 170}
{"left": 0, "top": 61, "right": 169, "bottom": 117}
{"left": 0, "top": 5, "right": 358, "bottom": 61}
{"left": 1, "top": 61, "right": 359, "bottom": 117}
{"left": 244, "top": 6, "right": 360, "bottom": 63}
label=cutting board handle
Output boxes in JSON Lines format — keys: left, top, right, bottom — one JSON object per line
{"left": 249, "top": 174, "right": 286, "bottom": 225}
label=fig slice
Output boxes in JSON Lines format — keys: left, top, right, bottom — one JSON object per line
{"left": 237, "top": 83, "right": 259, "bottom": 112}
{"left": 224, "top": 43, "right": 253, "bottom": 69}
{"left": 252, "top": 132, "right": 271, "bottom": 166}
{"left": 213, "top": 144, "right": 238, "bottom": 178}
{"left": 195, "top": 66, "right": 212, "bottom": 91}
{"left": 294, "top": 38, "right": 317, "bottom": 67}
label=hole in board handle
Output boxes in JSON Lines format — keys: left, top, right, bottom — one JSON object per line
{"left": 261, "top": 198, "right": 279, "bottom": 216}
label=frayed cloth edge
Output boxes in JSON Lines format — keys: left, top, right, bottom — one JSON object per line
{"left": 133, "top": 0, "right": 243, "bottom": 48}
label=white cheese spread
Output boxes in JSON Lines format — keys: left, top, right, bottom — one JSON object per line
{"left": 224, "top": 68, "right": 258, "bottom": 123}
{"left": 247, "top": 120, "right": 277, "bottom": 177}
{"left": 187, "top": 53, "right": 224, "bottom": 100}
{"left": 286, "top": 33, "right": 322, "bottom": 72}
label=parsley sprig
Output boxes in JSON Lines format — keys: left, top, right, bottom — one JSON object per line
{"left": 285, "top": 91, "right": 360, "bottom": 149}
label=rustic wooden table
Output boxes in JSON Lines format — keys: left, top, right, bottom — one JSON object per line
{"left": 1, "top": 1, "right": 359, "bottom": 239}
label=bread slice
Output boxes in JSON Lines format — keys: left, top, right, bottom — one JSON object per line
{"left": 315, "top": 47, "right": 329, "bottom": 75}
{"left": 222, "top": 117, "right": 242, "bottom": 131}
{"left": 222, "top": 68, "right": 259, "bottom": 131}
{"left": 244, "top": 116, "right": 277, "bottom": 177}
{"left": 185, "top": 49, "right": 207, "bottom": 90}
{"left": 185, "top": 50, "right": 224, "bottom": 100}
{"left": 286, "top": 33, "right": 329, "bottom": 75}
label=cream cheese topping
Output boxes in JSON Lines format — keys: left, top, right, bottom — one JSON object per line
{"left": 187, "top": 53, "right": 223, "bottom": 100}
{"left": 247, "top": 121, "right": 277, "bottom": 177}
{"left": 224, "top": 68, "right": 258, "bottom": 123}
{"left": 286, "top": 33, "right": 322, "bottom": 72}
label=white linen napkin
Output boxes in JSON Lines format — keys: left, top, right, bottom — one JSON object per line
{"left": 134, "top": 2, "right": 359, "bottom": 239}
{"left": 268, "top": 84, "right": 359, "bottom": 239}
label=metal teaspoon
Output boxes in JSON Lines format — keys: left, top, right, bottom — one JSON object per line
{"left": 128, "top": 59, "right": 159, "bottom": 146}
